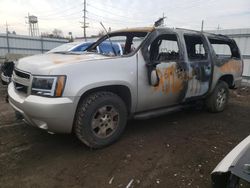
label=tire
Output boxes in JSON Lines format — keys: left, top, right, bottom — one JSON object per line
{"left": 227, "top": 174, "right": 239, "bottom": 188}
{"left": 74, "top": 91, "right": 127, "bottom": 148}
{"left": 1, "top": 78, "right": 8, "bottom": 85}
{"left": 206, "top": 81, "right": 229, "bottom": 113}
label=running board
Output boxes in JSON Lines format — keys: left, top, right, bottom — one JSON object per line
{"left": 133, "top": 105, "right": 190, "bottom": 120}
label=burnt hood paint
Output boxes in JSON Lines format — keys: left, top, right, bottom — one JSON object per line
{"left": 15, "top": 53, "right": 113, "bottom": 75}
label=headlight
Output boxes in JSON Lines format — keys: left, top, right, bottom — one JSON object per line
{"left": 31, "top": 75, "right": 66, "bottom": 97}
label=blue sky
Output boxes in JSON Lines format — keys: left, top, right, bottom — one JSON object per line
{"left": 0, "top": 0, "right": 250, "bottom": 37}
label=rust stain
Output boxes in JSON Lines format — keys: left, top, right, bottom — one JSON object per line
{"left": 154, "top": 64, "right": 185, "bottom": 94}
{"left": 53, "top": 60, "right": 64, "bottom": 64}
{"left": 114, "top": 27, "right": 155, "bottom": 33}
{"left": 219, "top": 60, "right": 242, "bottom": 74}
{"left": 52, "top": 56, "right": 94, "bottom": 65}
{"left": 155, "top": 69, "right": 165, "bottom": 93}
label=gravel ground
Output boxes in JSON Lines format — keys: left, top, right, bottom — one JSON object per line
{"left": 0, "top": 82, "right": 250, "bottom": 188}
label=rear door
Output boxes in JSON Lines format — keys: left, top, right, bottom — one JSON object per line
{"left": 183, "top": 34, "right": 213, "bottom": 98}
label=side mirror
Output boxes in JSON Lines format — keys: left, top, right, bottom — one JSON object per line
{"left": 150, "top": 69, "right": 159, "bottom": 86}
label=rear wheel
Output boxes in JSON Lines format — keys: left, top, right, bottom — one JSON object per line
{"left": 206, "top": 81, "right": 229, "bottom": 112}
{"left": 74, "top": 91, "right": 127, "bottom": 148}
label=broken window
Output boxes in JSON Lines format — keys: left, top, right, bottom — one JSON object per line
{"left": 184, "top": 35, "right": 208, "bottom": 60}
{"left": 98, "top": 36, "right": 126, "bottom": 56}
{"left": 149, "top": 34, "right": 180, "bottom": 62}
{"left": 208, "top": 38, "right": 240, "bottom": 59}
{"left": 87, "top": 32, "right": 148, "bottom": 56}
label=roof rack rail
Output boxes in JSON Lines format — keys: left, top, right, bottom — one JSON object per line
{"left": 175, "top": 27, "right": 201, "bottom": 33}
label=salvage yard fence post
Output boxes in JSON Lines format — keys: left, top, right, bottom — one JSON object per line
{"left": 6, "top": 33, "right": 10, "bottom": 53}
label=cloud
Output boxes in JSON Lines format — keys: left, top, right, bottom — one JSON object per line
{"left": 0, "top": 0, "right": 250, "bottom": 37}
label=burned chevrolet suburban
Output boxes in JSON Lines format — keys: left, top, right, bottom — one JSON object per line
{"left": 8, "top": 27, "right": 243, "bottom": 148}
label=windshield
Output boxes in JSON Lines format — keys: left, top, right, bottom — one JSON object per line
{"left": 87, "top": 31, "right": 149, "bottom": 56}
{"left": 47, "top": 42, "right": 82, "bottom": 53}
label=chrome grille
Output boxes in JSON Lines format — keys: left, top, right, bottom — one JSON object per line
{"left": 14, "top": 69, "right": 30, "bottom": 79}
{"left": 12, "top": 69, "right": 31, "bottom": 95}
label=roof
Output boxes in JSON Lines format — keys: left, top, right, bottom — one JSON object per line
{"left": 112, "top": 27, "right": 227, "bottom": 38}
{"left": 174, "top": 27, "right": 230, "bottom": 39}
{"left": 111, "top": 27, "right": 155, "bottom": 33}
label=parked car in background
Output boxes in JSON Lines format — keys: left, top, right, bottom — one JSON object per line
{"left": 8, "top": 27, "right": 243, "bottom": 148}
{"left": 47, "top": 41, "right": 123, "bottom": 55}
{"left": 47, "top": 41, "right": 92, "bottom": 53}
{"left": 1, "top": 41, "right": 122, "bottom": 85}
{"left": 211, "top": 135, "right": 250, "bottom": 188}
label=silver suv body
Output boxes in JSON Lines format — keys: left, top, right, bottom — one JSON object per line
{"left": 8, "top": 27, "right": 243, "bottom": 148}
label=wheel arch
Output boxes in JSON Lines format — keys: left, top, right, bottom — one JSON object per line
{"left": 76, "top": 84, "right": 133, "bottom": 116}
{"left": 218, "top": 74, "right": 234, "bottom": 89}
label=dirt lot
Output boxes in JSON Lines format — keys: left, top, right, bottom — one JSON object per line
{"left": 0, "top": 82, "right": 250, "bottom": 188}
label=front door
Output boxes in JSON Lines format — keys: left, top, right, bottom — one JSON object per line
{"left": 136, "top": 32, "right": 188, "bottom": 112}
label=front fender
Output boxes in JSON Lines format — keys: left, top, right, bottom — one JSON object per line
{"left": 74, "top": 81, "right": 136, "bottom": 112}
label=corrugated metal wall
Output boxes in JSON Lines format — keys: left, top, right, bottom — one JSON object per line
{"left": 0, "top": 34, "right": 69, "bottom": 57}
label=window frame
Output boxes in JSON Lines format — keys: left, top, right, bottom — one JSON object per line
{"left": 148, "top": 33, "right": 181, "bottom": 63}
{"left": 86, "top": 31, "right": 150, "bottom": 57}
{"left": 208, "top": 37, "right": 241, "bottom": 60}
{"left": 183, "top": 34, "right": 209, "bottom": 61}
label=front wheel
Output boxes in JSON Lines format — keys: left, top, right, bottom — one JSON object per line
{"left": 206, "top": 81, "right": 229, "bottom": 113}
{"left": 74, "top": 91, "right": 127, "bottom": 148}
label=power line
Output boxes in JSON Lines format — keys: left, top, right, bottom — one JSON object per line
{"left": 87, "top": 11, "right": 153, "bottom": 25}
{"left": 87, "top": 3, "right": 148, "bottom": 22}
{"left": 87, "top": 1, "right": 150, "bottom": 16}
{"left": 35, "top": 2, "right": 84, "bottom": 17}
{"left": 39, "top": 11, "right": 82, "bottom": 20}
{"left": 88, "top": 0, "right": 217, "bottom": 21}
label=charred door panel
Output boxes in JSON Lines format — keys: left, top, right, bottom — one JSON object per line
{"left": 183, "top": 34, "right": 212, "bottom": 98}
{"left": 154, "top": 61, "right": 188, "bottom": 101}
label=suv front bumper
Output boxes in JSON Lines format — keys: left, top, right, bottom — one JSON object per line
{"left": 8, "top": 82, "right": 76, "bottom": 133}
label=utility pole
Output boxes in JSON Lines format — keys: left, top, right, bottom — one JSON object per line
{"left": 5, "top": 21, "right": 10, "bottom": 53}
{"left": 81, "top": 0, "right": 88, "bottom": 41}
{"left": 217, "top": 24, "right": 221, "bottom": 30}
{"left": 198, "top": 20, "right": 204, "bottom": 54}
{"left": 201, "top": 20, "right": 204, "bottom": 32}
{"left": 162, "top": 13, "right": 166, "bottom": 26}
{"left": 5, "top": 21, "right": 9, "bottom": 34}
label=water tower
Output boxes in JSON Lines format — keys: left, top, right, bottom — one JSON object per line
{"left": 28, "top": 14, "right": 39, "bottom": 36}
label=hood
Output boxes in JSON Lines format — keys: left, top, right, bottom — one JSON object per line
{"left": 15, "top": 53, "right": 112, "bottom": 75}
